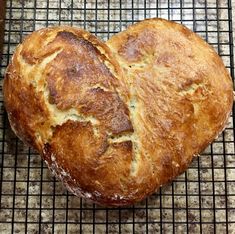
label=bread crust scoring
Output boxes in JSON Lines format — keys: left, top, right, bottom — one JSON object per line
{"left": 4, "top": 19, "right": 233, "bottom": 206}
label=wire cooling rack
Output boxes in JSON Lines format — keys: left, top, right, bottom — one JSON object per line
{"left": 0, "top": 0, "right": 234, "bottom": 233}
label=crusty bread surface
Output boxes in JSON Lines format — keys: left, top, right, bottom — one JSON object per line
{"left": 4, "top": 18, "right": 233, "bottom": 206}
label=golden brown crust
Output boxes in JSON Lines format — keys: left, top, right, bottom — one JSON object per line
{"left": 107, "top": 18, "right": 233, "bottom": 190}
{"left": 4, "top": 62, "right": 51, "bottom": 150}
{"left": 3, "top": 19, "right": 233, "bottom": 206}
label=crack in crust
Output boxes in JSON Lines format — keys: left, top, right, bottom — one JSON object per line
{"left": 18, "top": 44, "right": 101, "bottom": 144}
{"left": 14, "top": 27, "right": 134, "bottom": 145}
{"left": 3, "top": 19, "right": 234, "bottom": 206}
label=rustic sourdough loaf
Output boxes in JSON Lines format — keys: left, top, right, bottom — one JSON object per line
{"left": 4, "top": 18, "right": 233, "bottom": 206}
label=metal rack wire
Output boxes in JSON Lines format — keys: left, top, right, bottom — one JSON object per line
{"left": 0, "top": 0, "right": 234, "bottom": 233}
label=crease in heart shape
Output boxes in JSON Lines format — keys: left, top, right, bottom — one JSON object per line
{"left": 4, "top": 18, "right": 233, "bottom": 206}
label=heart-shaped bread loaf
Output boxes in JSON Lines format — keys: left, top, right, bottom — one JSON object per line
{"left": 4, "top": 18, "right": 233, "bottom": 206}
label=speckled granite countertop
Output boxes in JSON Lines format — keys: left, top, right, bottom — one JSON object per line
{"left": 0, "top": 0, "right": 235, "bottom": 233}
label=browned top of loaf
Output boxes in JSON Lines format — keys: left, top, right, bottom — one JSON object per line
{"left": 4, "top": 18, "right": 233, "bottom": 206}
